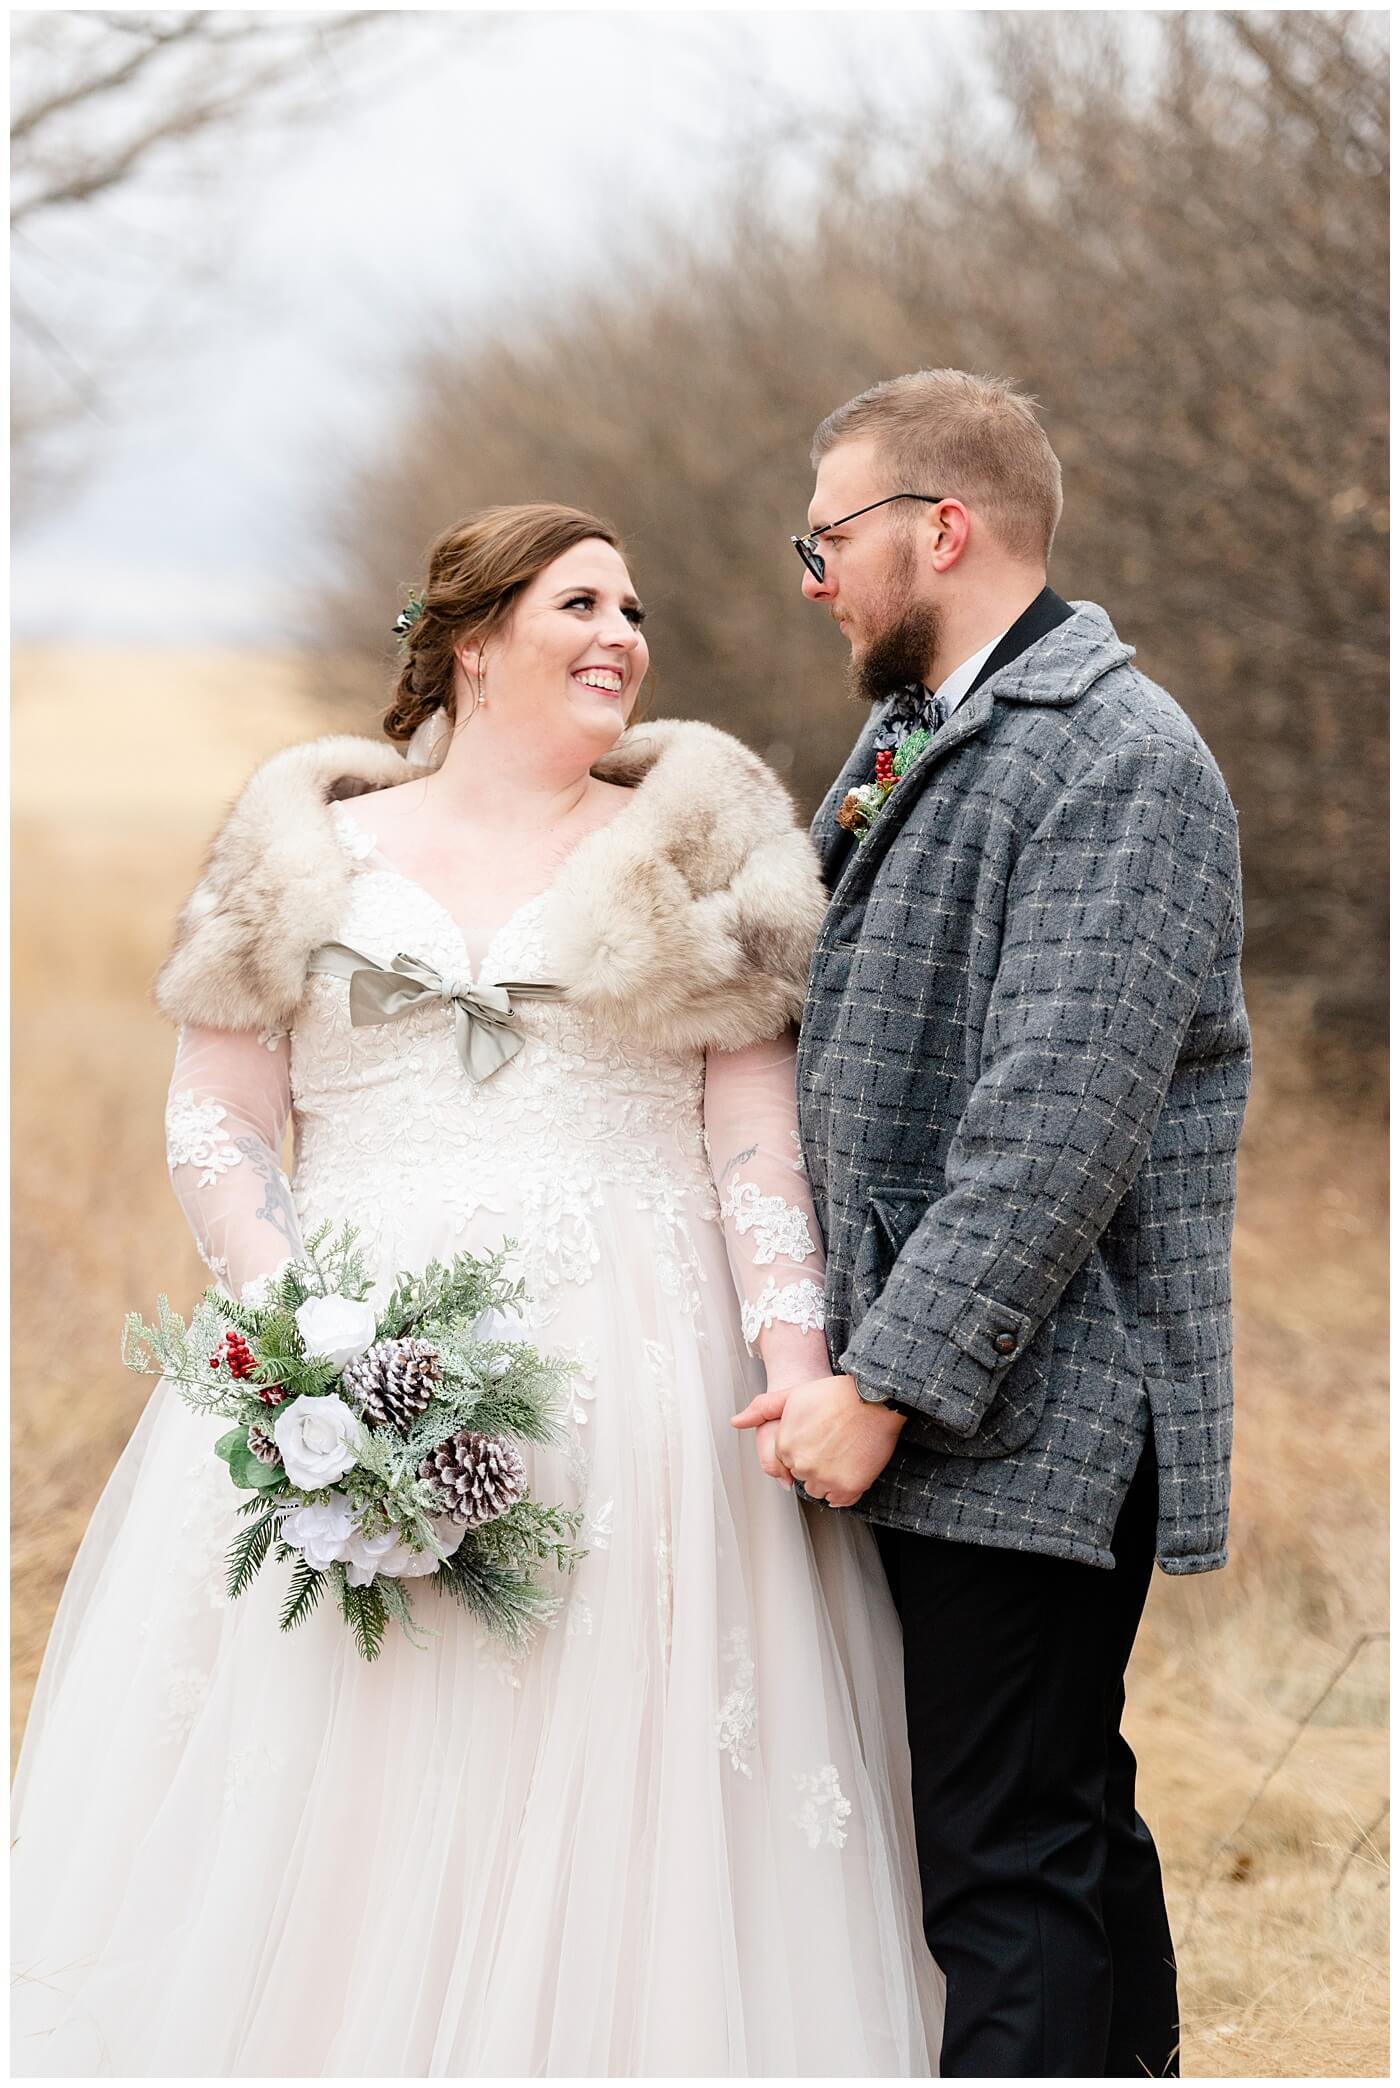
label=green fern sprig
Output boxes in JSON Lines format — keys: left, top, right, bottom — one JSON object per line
{"left": 237, "top": 1490, "right": 283, "bottom": 1520}
{"left": 225, "top": 1504, "right": 284, "bottom": 1599}
{"left": 252, "top": 1355, "right": 340, "bottom": 1402}
{"left": 337, "top": 1569, "right": 388, "bottom": 1661}
{"left": 204, "top": 1292, "right": 263, "bottom": 1338}
{"left": 278, "top": 1556, "right": 329, "bottom": 1632}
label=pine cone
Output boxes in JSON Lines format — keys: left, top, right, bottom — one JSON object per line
{"left": 343, "top": 1337, "right": 443, "bottom": 1432}
{"left": 247, "top": 1422, "right": 281, "bottom": 1467}
{"left": 419, "top": 1430, "right": 527, "bottom": 1529}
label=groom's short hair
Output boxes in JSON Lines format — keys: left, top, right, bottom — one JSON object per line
{"left": 811, "top": 369, "right": 1063, "bottom": 565}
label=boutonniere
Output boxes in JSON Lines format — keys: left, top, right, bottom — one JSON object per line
{"left": 835, "top": 725, "right": 933, "bottom": 841}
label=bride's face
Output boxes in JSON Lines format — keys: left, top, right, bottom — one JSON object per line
{"left": 461, "top": 540, "right": 649, "bottom": 755}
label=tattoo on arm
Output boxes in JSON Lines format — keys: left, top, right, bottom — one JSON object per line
{"left": 236, "top": 1138, "right": 301, "bottom": 1254}
{"left": 716, "top": 1143, "right": 758, "bottom": 1190}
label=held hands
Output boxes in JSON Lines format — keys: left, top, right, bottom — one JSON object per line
{"left": 732, "top": 1374, "right": 906, "bottom": 1510}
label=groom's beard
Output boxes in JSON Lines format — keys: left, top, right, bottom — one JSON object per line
{"left": 847, "top": 589, "right": 944, "bottom": 709}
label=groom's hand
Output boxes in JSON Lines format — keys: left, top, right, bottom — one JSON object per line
{"left": 733, "top": 1375, "right": 905, "bottom": 1509}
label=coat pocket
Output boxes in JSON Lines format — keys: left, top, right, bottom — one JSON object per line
{"left": 859, "top": 1187, "right": 1054, "bottom": 1460}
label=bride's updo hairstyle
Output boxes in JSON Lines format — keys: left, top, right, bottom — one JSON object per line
{"left": 382, "top": 502, "right": 624, "bottom": 745}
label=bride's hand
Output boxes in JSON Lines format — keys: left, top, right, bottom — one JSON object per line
{"left": 732, "top": 1388, "right": 795, "bottom": 1488}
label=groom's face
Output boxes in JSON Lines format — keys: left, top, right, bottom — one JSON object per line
{"left": 803, "top": 437, "right": 941, "bottom": 705}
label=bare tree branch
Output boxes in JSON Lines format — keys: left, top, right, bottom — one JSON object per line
{"left": 11, "top": 17, "right": 203, "bottom": 146}
{"left": 9, "top": 9, "right": 399, "bottom": 517}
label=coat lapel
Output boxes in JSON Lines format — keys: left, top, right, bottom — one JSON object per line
{"left": 817, "top": 603, "right": 1135, "bottom": 912}
{"left": 810, "top": 710, "right": 884, "bottom": 886}
{"left": 829, "top": 688, "right": 996, "bottom": 904}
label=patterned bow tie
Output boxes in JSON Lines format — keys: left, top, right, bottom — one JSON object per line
{"left": 308, "top": 943, "right": 565, "bottom": 1082}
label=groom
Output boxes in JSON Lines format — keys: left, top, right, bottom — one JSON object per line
{"left": 736, "top": 370, "right": 1249, "bottom": 2076}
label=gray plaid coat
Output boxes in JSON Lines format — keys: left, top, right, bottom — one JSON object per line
{"left": 797, "top": 602, "right": 1250, "bottom": 1573}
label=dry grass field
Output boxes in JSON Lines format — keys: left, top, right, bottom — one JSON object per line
{"left": 11, "top": 646, "right": 1388, "bottom": 2077}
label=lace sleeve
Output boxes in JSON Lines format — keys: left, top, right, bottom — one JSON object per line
{"left": 165, "top": 1023, "right": 303, "bottom": 1302}
{"left": 703, "top": 1032, "right": 830, "bottom": 1388}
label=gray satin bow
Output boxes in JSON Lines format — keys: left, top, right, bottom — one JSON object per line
{"left": 308, "top": 942, "right": 565, "bottom": 1082}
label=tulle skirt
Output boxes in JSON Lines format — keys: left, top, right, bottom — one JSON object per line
{"left": 12, "top": 1188, "right": 942, "bottom": 2075}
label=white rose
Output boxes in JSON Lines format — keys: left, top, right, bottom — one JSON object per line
{"left": 280, "top": 1492, "right": 355, "bottom": 1570}
{"left": 294, "top": 1293, "right": 379, "bottom": 1369}
{"left": 341, "top": 1524, "right": 411, "bottom": 1588}
{"left": 343, "top": 1514, "right": 467, "bottom": 1586}
{"left": 273, "top": 1393, "right": 362, "bottom": 1490}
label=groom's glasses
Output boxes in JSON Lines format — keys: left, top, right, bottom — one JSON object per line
{"left": 791, "top": 493, "right": 945, "bottom": 583}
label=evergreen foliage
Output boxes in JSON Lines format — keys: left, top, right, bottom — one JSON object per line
{"left": 377, "top": 1575, "right": 439, "bottom": 1651}
{"left": 279, "top": 1556, "right": 329, "bottom": 1632}
{"left": 460, "top": 1367, "right": 572, "bottom": 1449}
{"left": 122, "top": 1296, "right": 230, "bottom": 1405}
{"left": 297, "top": 1219, "right": 375, "bottom": 1305}
{"left": 377, "top": 1241, "right": 517, "bottom": 1342}
{"left": 435, "top": 1549, "right": 558, "bottom": 1649}
{"left": 473, "top": 1498, "right": 586, "bottom": 1580}
{"left": 226, "top": 1505, "right": 283, "bottom": 1600}
{"left": 337, "top": 1569, "right": 388, "bottom": 1662}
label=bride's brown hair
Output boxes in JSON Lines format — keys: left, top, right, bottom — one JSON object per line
{"left": 383, "top": 503, "right": 624, "bottom": 745}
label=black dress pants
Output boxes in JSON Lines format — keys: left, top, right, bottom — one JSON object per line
{"left": 875, "top": 1442, "right": 1179, "bottom": 2078}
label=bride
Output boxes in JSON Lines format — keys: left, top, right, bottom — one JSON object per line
{"left": 12, "top": 503, "right": 943, "bottom": 2076}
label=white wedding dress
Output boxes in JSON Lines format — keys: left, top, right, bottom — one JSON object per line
{"left": 12, "top": 802, "right": 942, "bottom": 2077}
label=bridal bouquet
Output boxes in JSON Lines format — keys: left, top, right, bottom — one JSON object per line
{"left": 122, "top": 1225, "right": 584, "bottom": 1661}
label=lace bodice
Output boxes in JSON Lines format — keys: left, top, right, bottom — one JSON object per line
{"left": 165, "top": 803, "right": 829, "bottom": 1377}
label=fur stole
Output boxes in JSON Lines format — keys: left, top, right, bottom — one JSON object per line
{"left": 154, "top": 720, "right": 829, "bottom": 1057}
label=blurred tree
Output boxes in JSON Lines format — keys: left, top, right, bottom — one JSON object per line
{"left": 10, "top": 9, "right": 391, "bottom": 517}
{"left": 318, "top": 10, "right": 1387, "bottom": 1054}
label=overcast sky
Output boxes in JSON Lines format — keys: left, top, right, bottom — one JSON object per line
{"left": 12, "top": 9, "right": 969, "bottom": 645}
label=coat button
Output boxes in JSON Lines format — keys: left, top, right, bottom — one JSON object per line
{"left": 993, "top": 1332, "right": 1018, "bottom": 1356}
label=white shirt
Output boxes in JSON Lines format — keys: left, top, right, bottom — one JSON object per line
{"left": 931, "top": 627, "right": 1011, "bottom": 717}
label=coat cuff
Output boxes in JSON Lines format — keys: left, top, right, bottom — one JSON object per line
{"left": 840, "top": 1288, "right": 1039, "bottom": 1434}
